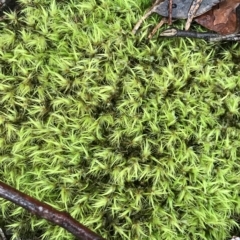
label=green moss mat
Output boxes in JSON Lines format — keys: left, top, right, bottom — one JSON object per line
{"left": 0, "top": 0, "right": 240, "bottom": 239}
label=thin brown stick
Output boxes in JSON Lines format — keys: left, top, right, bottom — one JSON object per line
{"left": 132, "top": 0, "right": 163, "bottom": 34}
{"left": 185, "top": 0, "right": 203, "bottom": 30}
{"left": 0, "top": 181, "right": 105, "bottom": 240}
{"left": 168, "top": 0, "right": 173, "bottom": 25}
{"left": 148, "top": 17, "right": 168, "bottom": 38}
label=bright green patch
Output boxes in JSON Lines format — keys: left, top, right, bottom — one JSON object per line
{"left": 0, "top": 0, "right": 240, "bottom": 239}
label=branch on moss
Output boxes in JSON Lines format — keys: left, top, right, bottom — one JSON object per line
{"left": 0, "top": 181, "right": 105, "bottom": 240}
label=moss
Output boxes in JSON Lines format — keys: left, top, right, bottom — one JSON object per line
{"left": 0, "top": 0, "right": 240, "bottom": 239}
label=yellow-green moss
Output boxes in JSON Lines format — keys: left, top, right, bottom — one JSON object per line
{"left": 0, "top": 0, "right": 240, "bottom": 239}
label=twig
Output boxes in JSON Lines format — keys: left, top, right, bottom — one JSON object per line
{"left": 158, "top": 28, "right": 240, "bottom": 41}
{"left": 168, "top": 0, "right": 172, "bottom": 25}
{"left": 0, "top": 181, "right": 105, "bottom": 240}
{"left": 132, "top": 0, "right": 163, "bottom": 34}
{"left": 185, "top": 0, "right": 203, "bottom": 30}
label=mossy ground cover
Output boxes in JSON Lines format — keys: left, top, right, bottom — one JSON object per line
{"left": 0, "top": 0, "right": 240, "bottom": 239}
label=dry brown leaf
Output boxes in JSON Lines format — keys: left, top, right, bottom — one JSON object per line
{"left": 195, "top": 0, "right": 240, "bottom": 35}
{"left": 213, "top": 0, "right": 240, "bottom": 25}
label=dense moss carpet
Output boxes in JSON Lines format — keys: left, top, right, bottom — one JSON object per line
{"left": 0, "top": 0, "right": 240, "bottom": 239}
